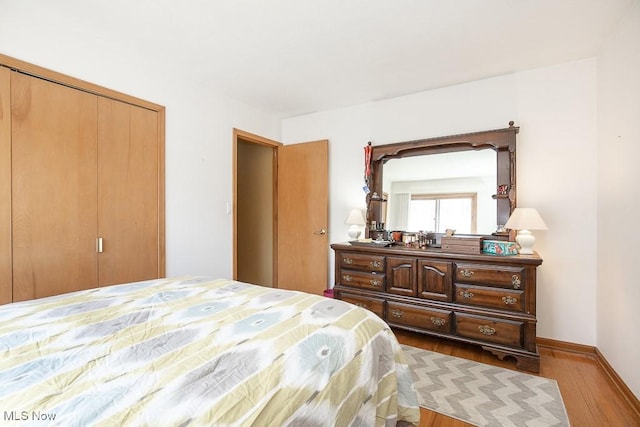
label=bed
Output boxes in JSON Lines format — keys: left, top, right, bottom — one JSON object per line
{"left": 0, "top": 277, "right": 420, "bottom": 426}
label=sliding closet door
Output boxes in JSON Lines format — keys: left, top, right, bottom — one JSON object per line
{"left": 97, "top": 97, "right": 160, "bottom": 286}
{"left": 0, "top": 67, "right": 11, "bottom": 304}
{"left": 11, "top": 72, "right": 98, "bottom": 301}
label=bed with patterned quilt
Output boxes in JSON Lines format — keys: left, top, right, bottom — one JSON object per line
{"left": 0, "top": 276, "right": 420, "bottom": 426}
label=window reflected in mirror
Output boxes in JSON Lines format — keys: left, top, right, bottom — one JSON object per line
{"left": 408, "top": 193, "right": 476, "bottom": 233}
{"left": 382, "top": 150, "right": 496, "bottom": 234}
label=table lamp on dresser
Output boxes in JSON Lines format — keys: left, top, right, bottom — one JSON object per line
{"left": 504, "top": 207, "right": 547, "bottom": 255}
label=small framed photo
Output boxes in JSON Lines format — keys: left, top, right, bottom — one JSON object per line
{"left": 497, "top": 184, "right": 509, "bottom": 195}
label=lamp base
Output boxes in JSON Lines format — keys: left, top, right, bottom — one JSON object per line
{"left": 516, "top": 229, "right": 535, "bottom": 255}
{"left": 347, "top": 225, "right": 362, "bottom": 240}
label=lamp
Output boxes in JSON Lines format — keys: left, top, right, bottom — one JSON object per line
{"left": 345, "top": 209, "right": 366, "bottom": 239}
{"left": 504, "top": 208, "right": 547, "bottom": 255}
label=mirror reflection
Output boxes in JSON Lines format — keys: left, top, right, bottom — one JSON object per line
{"left": 382, "top": 149, "right": 497, "bottom": 234}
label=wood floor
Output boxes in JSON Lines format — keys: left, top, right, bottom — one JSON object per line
{"left": 394, "top": 328, "right": 640, "bottom": 427}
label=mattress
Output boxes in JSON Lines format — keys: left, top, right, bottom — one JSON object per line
{"left": 0, "top": 277, "right": 420, "bottom": 426}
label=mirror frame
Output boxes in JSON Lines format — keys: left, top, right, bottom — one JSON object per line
{"left": 366, "top": 122, "right": 518, "bottom": 237}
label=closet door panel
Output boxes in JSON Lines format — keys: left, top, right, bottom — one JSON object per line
{"left": 98, "top": 98, "right": 159, "bottom": 286}
{"left": 11, "top": 72, "right": 98, "bottom": 301}
{"left": 0, "top": 67, "right": 11, "bottom": 304}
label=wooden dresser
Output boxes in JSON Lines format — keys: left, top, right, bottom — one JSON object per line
{"left": 331, "top": 242, "right": 543, "bottom": 372}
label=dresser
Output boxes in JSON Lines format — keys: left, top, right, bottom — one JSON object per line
{"left": 331, "top": 242, "right": 543, "bottom": 372}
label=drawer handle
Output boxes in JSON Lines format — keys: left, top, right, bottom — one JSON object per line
{"left": 430, "top": 316, "right": 446, "bottom": 327}
{"left": 370, "top": 279, "right": 382, "bottom": 287}
{"left": 502, "top": 296, "right": 518, "bottom": 305}
{"left": 370, "top": 260, "right": 382, "bottom": 268}
{"left": 391, "top": 309, "right": 403, "bottom": 318}
{"left": 460, "top": 269, "right": 474, "bottom": 278}
{"left": 342, "top": 274, "right": 353, "bottom": 282}
{"left": 478, "top": 325, "right": 496, "bottom": 336}
{"left": 459, "top": 290, "right": 474, "bottom": 299}
{"left": 343, "top": 257, "right": 353, "bottom": 265}
{"left": 355, "top": 303, "right": 369, "bottom": 309}
{"left": 512, "top": 275, "right": 521, "bottom": 289}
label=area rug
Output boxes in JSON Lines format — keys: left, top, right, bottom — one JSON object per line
{"left": 401, "top": 344, "right": 570, "bottom": 426}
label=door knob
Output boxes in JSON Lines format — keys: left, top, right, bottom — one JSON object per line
{"left": 314, "top": 229, "right": 327, "bottom": 235}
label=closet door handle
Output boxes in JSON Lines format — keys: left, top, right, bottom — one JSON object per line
{"left": 96, "top": 237, "right": 104, "bottom": 253}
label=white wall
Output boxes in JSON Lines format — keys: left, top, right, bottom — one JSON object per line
{"left": 0, "top": 48, "right": 281, "bottom": 280}
{"left": 159, "top": 84, "right": 280, "bottom": 277}
{"left": 282, "top": 59, "right": 599, "bottom": 347}
{"left": 597, "top": 0, "right": 640, "bottom": 398}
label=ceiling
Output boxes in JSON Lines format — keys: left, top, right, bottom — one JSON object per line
{"left": 0, "top": 0, "right": 634, "bottom": 118}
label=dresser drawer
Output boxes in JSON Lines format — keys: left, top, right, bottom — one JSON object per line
{"left": 339, "top": 270, "right": 385, "bottom": 291}
{"left": 386, "top": 301, "right": 453, "bottom": 334}
{"left": 455, "top": 313, "right": 523, "bottom": 348}
{"left": 455, "top": 263, "right": 525, "bottom": 290}
{"left": 339, "top": 292, "right": 385, "bottom": 318}
{"left": 454, "top": 284, "right": 524, "bottom": 312}
{"left": 340, "top": 252, "right": 385, "bottom": 272}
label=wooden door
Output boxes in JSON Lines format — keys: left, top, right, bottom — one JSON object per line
{"left": 97, "top": 98, "right": 160, "bottom": 286}
{"left": 0, "top": 66, "right": 11, "bottom": 304}
{"left": 11, "top": 72, "right": 98, "bottom": 301}
{"left": 277, "top": 140, "right": 329, "bottom": 295}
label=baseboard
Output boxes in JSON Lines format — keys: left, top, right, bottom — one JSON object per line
{"left": 593, "top": 347, "right": 640, "bottom": 420}
{"left": 537, "top": 337, "right": 640, "bottom": 420}
{"left": 536, "top": 337, "right": 597, "bottom": 355}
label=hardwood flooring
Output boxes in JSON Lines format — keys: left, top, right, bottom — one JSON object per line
{"left": 393, "top": 329, "right": 640, "bottom": 427}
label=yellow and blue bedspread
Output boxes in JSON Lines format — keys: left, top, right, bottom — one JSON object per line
{"left": 0, "top": 277, "right": 419, "bottom": 426}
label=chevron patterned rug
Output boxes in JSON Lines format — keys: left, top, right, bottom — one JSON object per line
{"left": 401, "top": 344, "right": 570, "bottom": 427}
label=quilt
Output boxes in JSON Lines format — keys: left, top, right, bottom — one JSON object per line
{"left": 0, "top": 277, "right": 420, "bottom": 426}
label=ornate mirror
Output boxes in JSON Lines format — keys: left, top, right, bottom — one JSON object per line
{"left": 365, "top": 122, "right": 518, "bottom": 238}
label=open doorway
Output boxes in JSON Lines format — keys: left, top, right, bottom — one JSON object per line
{"left": 233, "top": 129, "right": 280, "bottom": 287}
{"left": 233, "top": 129, "right": 329, "bottom": 294}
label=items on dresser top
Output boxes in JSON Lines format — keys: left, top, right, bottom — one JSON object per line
{"left": 440, "top": 236, "right": 483, "bottom": 254}
{"left": 482, "top": 239, "right": 519, "bottom": 256}
{"left": 331, "top": 242, "right": 542, "bottom": 372}
{"left": 359, "top": 234, "right": 520, "bottom": 256}
{"left": 348, "top": 238, "right": 393, "bottom": 247}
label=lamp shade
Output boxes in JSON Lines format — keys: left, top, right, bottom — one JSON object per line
{"left": 504, "top": 208, "right": 547, "bottom": 231}
{"left": 345, "top": 209, "right": 365, "bottom": 225}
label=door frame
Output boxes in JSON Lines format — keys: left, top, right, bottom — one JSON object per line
{"left": 232, "top": 129, "right": 281, "bottom": 285}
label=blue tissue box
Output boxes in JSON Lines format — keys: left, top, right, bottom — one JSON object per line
{"left": 482, "top": 240, "right": 518, "bottom": 256}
